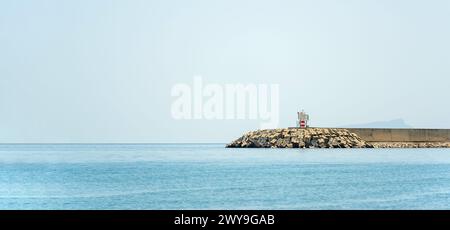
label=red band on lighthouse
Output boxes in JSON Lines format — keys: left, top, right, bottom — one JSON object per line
{"left": 300, "top": 120, "right": 306, "bottom": 128}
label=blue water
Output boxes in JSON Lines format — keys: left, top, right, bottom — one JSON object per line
{"left": 1, "top": 144, "right": 450, "bottom": 210}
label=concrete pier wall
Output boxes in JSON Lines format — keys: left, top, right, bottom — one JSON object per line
{"left": 344, "top": 128, "right": 450, "bottom": 142}
{"left": 231, "top": 128, "right": 450, "bottom": 148}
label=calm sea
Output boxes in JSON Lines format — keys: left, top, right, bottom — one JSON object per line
{"left": 1, "top": 144, "right": 450, "bottom": 210}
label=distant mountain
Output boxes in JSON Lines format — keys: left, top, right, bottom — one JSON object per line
{"left": 339, "top": 118, "right": 413, "bottom": 129}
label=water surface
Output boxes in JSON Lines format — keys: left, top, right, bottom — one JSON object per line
{"left": 1, "top": 144, "right": 450, "bottom": 209}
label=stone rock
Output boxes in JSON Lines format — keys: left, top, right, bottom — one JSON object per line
{"left": 226, "top": 128, "right": 450, "bottom": 149}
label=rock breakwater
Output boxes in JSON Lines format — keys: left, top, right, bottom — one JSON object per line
{"left": 226, "top": 128, "right": 373, "bottom": 148}
{"left": 371, "top": 142, "right": 450, "bottom": 148}
{"left": 227, "top": 128, "right": 450, "bottom": 148}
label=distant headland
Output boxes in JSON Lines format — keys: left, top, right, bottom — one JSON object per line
{"left": 226, "top": 127, "right": 450, "bottom": 148}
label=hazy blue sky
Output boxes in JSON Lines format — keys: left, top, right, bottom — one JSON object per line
{"left": 1, "top": 0, "right": 449, "bottom": 143}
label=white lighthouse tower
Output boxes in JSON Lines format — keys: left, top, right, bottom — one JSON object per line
{"left": 297, "top": 110, "right": 310, "bottom": 128}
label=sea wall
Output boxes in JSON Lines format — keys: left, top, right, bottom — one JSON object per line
{"left": 344, "top": 128, "right": 450, "bottom": 142}
{"left": 227, "top": 128, "right": 450, "bottom": 148}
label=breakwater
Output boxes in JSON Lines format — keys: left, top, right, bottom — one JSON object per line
{"left": 346, "top": 128, "right": 450, "bottom": 142}
{"left": 227, "top": 128, "right": 450, "bottom": 148}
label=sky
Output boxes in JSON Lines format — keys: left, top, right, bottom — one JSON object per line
{"left": 0, "top": 0, "right": 449, "bottom": 143}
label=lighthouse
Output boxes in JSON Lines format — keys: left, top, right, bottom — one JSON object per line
{"left": 297, "top": 110, "right": 310, "bottom": 128}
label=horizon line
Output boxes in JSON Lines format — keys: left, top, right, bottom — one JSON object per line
{"left": 0, "top": 142, "right": 227, "bottom": 145}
